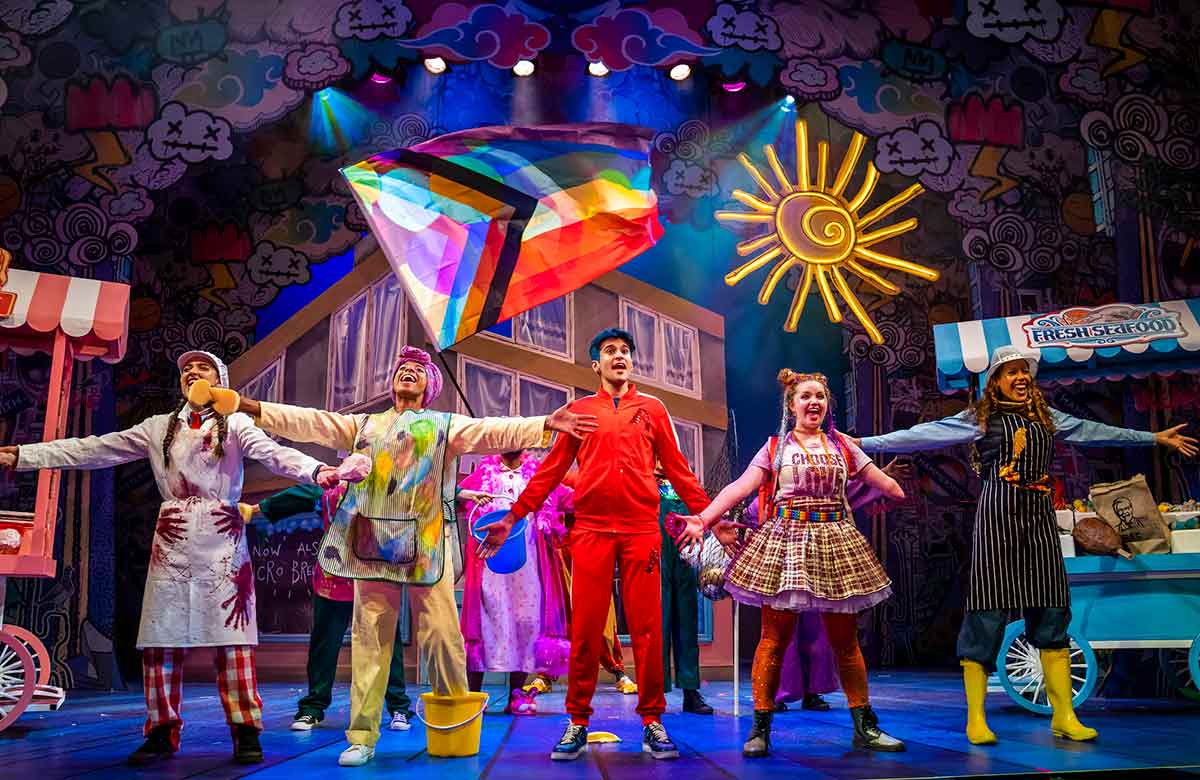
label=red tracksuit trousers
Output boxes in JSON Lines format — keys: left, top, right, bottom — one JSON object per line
{"left": 566, "top": 529, "right": 665, "bottom": 725}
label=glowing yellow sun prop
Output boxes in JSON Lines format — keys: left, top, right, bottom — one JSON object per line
{"left": 716, "top": 120, "right": 940, "bottom": 345}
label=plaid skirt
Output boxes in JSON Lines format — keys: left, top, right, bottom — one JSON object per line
{"left": 724, "top": 504, "right": 891, "bottom": 613}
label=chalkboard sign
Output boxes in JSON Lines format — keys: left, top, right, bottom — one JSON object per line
{"left": 248, "top": 512, "right": 411, "bottom": 642}
{"left": 249, "top": 513, "right": 324, "bottom": 637}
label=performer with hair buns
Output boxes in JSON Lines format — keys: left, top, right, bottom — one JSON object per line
{"left": 0, "top": 350, "right": 342, "bottom": 767}
{"left": 857, "top": 345, "right": 1197, "bottom": 746}
{"left": 676, "top": 369, "right": 906, "bottom": 756}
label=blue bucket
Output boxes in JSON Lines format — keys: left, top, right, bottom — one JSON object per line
{"left": 471, "top": 510, "right": 528, "bottom": 574}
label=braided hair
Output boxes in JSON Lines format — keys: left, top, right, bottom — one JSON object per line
{"left": 773, "top": 368, "right": 851, "bottom": 475}
{"left": 162, "top": 398, "right": 187, "bottom": 467}
{"left": 161, "top": 398, "right": 228, "bottom": 467}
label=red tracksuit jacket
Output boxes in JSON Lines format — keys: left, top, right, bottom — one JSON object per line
{"left": 511, "top": 383, "right": 709, "bottom": 534}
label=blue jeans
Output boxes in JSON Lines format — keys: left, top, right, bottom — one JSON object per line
{"left": 957, "top": 607, "right": 1070, "bottom": 672}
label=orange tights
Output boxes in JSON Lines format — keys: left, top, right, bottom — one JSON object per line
{"left": 751, "top": 606, "right": 869, "bottom": 711}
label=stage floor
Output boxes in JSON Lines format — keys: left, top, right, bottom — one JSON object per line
{"left": 3, "top": 671, "right": 1198, "bottom": 780}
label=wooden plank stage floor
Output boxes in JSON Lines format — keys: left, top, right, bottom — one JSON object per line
{"left": 3, "top": 671, "right": 1198, "bottom": 780}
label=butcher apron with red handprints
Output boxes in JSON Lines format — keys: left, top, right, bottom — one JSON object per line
{"left": 137, "top": 496, "right": 257, "bottom": 648}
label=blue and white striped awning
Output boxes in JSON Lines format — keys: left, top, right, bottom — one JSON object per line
{"left": 934, "top": 298, "right": 1200, "bottom": 392}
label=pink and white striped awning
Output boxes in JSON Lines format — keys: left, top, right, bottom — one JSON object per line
{"left": 0, "top": 269, "right": 130, "bottom": 363}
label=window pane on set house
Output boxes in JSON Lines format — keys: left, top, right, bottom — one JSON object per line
{"left": 673, "top": 420, "right": 699, "bottom": 474}
{"left": 367, "top": 275, "right": 405, "bottom": 399}
{"left": 330, "top": 294, "right": 369, "bottom": 410}
{"left": 520, "top": 378, "right": 568, "bottom": 455}
{"left": 622, "top": 303, "right": 657, "bottom": 378}
{"left": 663, "top": 320, "right": 696, "bottom": 392}
{"left": 464, "top": 361, "right": 513, "bottom": 417}
{"left": 517, "top": 296, "right": 569, "bottom": 356}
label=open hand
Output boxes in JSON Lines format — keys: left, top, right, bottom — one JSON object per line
{"left": 1157, "top": 424, "right": 1199, "bottom": 458}
{"left": 711, "top": 518, "right": 741, "bottom": 553}
{"left": 476, "top": 511, "right": 516, "bottom": 559}
{"left": 881, "top": 457, "right": 912, "bottom": 481}
{"left": 458, "top": 489, "right": 496, "bottom": 504}
{"left": 672, "top": 514, "right": 705, "bottom": 554}
{"left": 546, "top": 403, "right": 599, "bottom": 440}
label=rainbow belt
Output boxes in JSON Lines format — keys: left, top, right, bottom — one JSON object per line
{"left": 775, "top": 505, "right": 844, "bottom": 523}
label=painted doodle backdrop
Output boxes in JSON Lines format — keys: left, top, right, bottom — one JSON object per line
{"left": 0, "top": 0, "right": 1197, "bottom": 685}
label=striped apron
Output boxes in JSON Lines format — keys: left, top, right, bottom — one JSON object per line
{"left": 967, "top": 412, "right": 1069, "bottom": 611}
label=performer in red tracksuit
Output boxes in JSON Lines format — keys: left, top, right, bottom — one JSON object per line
{"left": 478, "top": 327, "right": 708, "bottom": 761}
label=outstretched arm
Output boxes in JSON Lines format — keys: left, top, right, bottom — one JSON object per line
{"left": 475, "top": 433, "right": 580, "bottom": 559}
{"left": 1052, "top": 409, "right": 1196, "bottom": 456}
{"left": 0, "top": 418, "right": 155, "bottom": 471}
{"left": 650, "top": 400, "right": 709, "bottom": 515}
{"left": 253, "top": 401, "right": 361, "bottom": 452}
{"left": 859, "top": 410, "right": 980, "bottom": 454}
{"left": 698, "top": 464, "right": 767, "bottom": 530}
{"left": 236, "top": 417, "right": 331, "bottom": 485}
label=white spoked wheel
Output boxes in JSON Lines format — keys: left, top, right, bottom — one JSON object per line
{"left": 1158, "top": 647, "right": 1200, "bottom": 701}
{"left": 997, "top": 619, "right": 1097, "bottom": 716}
{"left": 2, "top": 625, "right": 51, "bottom": 686}
{"left": 0, "top": 629, "right": 37, "bottom": 732}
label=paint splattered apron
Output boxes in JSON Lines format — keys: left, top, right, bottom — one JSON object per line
{"left": 138, "top": 427, "right": 256, "bottom": 648}
{"left": 318, "top": 408, "right": 459, "bottom": 585}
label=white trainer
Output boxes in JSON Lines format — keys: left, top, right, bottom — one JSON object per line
{"left": 290, "top": 714, "right": 319, "bottom": 731}
{"left": 338, "top": 744, "right": 375, "bottom": 767}
{"left": 389, "top": 712, "right": 411, "bottom": 731}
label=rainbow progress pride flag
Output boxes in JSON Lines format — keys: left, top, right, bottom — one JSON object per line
{"left": 342, "top": 123, "right": 663, "bottom": 351}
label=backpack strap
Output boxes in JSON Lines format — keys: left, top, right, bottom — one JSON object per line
{"left": 756, "top": 436, "right": 779, "bottom": 522}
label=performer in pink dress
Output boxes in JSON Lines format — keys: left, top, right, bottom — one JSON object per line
{"left": 458, "top": 450, "right": 572, "bottom": 714}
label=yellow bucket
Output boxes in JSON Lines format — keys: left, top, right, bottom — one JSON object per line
{"left": 417, "top": 691, "right": 489, "bottom": 757}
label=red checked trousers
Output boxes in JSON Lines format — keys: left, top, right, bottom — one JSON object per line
{"left": 566, "top": 529, "right": 665, "bottom": 725}
{"left": 142, "top": 646, "right": 264, "bottom": 748}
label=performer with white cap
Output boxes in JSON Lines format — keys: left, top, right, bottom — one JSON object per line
{"left": 857, "top": 344, "right": 1196, "bottom": 746}
{"left": 0, "top": 350, "right": 342, "bottom": 766}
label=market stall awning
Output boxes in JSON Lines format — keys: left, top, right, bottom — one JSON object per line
{"left": 934, "top": 298, "right": 1200, "bottom": 391}
{"left": 0, "top": 269, "right": 130, "bottom": 363}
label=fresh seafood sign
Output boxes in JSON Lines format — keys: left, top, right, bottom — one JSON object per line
{"left": 1022, "top": 303, "right": 1186, "bottom": 349}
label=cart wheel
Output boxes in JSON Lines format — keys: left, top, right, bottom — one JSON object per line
{"left": 997, "top": 619, "right": 1097, "bottom": 716}
{"left": 1158, "top": 647, "right": 1200, "bottom": 702}
{"left": 0, "top": 629, "right": 37, "bottom": 732}
{"left": 1189, "top": 635, "right": 1200, "bottom": 700}
{"left": 2, "top": 626, "right": 51, "bottom": 686}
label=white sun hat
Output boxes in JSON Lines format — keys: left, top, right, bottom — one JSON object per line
{"left": 982, "top": 345, "right": 1039, "bottom": 388}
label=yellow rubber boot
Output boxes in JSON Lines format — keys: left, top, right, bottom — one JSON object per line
{"left": 961, "top": 660, "right": 997, "bottom": 745}
{"left": 1041, "top": 648, "right": 1097, "bottom": 741}
{"left": 960, "top": 657, "right": 998, "bottom": 744}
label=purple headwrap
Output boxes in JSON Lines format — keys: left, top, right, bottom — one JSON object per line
{"left": 391, "top": 345, "right": 443, "bottom": 408}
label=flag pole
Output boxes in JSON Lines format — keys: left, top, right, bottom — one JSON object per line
{"left": 436, "top": 349, "right": 474, "bottom": 417}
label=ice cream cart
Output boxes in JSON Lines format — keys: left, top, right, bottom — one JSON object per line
{"left": 933, "top": 298, "right": 1200, "bottom": 713}
{"left": 0, "top": 261, "right": 130, "bottom": 731}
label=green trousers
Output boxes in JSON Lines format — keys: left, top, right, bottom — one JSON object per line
{"left": 660, "top": 526, "right": 701, "bottom": 692}
{"left": 297, "top": 593, "right": 411, "bottom": 719}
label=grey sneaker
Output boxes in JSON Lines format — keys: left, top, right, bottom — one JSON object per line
{"left": 551, "top": 723, "right": 588, "bottom": 760}
{"left": 642, "top": 721, "right": 679, "bottom": 759}
{"left": 389, "top": 711, "right": 411, "bottom": 731}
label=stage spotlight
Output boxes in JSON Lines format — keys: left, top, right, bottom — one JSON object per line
{"left": 513, "top": 59, "right": 536, "bottom": 77}
{"left": 423, "top": 57, "right": 447, "bottom": 75}
{"left": 780, "top": 94, "right": 796, "bottom": 111}
{"left": 669, "top": 63, "right": 692, "bottom": 81}
{"left": 588, "top": 61, "right": 610, "bottom": 77}
{"left": 721, "top": 81, "right": 746, "bottom": 93}
{"left": 369, "top": 72, "right": 393, "bottom": 85}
